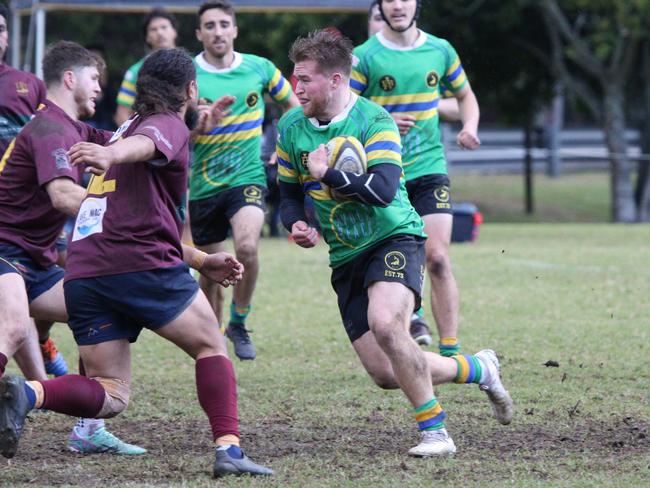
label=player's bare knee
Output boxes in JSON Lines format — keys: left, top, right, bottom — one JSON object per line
{"left": 426, "top": 251, "right": 450, "bottom": 278}
{"left": 371, "top": 322, "right": 401, "bottom": 353}
{"left": 234, "top": 240, "right": 258, "bottom": 264}
{"left": 93, "top": 377, "right": 130, "bottom": 418}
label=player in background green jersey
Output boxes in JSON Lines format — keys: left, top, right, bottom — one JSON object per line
{"left": 278, "top": 30, "right": 512, "bottom": 458}
{"left": 190, "top": 2, "right": 299, "bottom": 361}
{"left": 114, "top": 8, "right": 178, "bottom": 126}
{"left": 367, "top": 1, "right": 459, "bottom": 124}
{"left": 353, "top": 0, "right": 479, "bottom": 355}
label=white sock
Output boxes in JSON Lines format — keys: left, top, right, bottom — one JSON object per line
{"left": 75, "top": 418, "right": 105, "bottom": 436}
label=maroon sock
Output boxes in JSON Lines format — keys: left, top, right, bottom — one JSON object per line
{"left": 196, "top": 355, "right": 240, "bottom": 441}
{"left": 0, "top": 352, "right": 7, "bottom": 378}
{"left": 41, "top": 374, "right": 106, "bottom": 418}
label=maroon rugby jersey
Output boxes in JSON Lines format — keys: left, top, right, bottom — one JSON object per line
{"left": 65, "top": 112, "right": 190, "bottom": 281}
{"left": 0, "top": 102, "right": 111, "bottom": 267}
{"left": 0, "top": 63, "right": 47, "bottom": 155}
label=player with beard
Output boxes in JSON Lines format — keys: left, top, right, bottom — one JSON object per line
{"left": 0, "top": 3, "right": 71, "bottom": 381}
{"left": 190, "top": 1, "right": 299, "bottom": 360}
{"left": 0, "top": 41, "right": 146, "bottom": 454}
{"left": 278, "top": 30, "right": 512, "bottom": 457}
{"left": 352, "top": 0, "right": 480, "bottom": 353}
{"left": 0, "top": 47, "right": 273, "bottom": 478}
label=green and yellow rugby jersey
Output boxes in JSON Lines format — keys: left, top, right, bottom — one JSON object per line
{"left": 190, "top": 52, "right": 292, "bottom": 201}
{"left": 351, "top": 31, "right": 468, "bottom": 180}
{"left": 277, "top": 94, "right": 425, "bottom": 268}
{"left": 116, "top": 58, "right": 145, "bottom": 108}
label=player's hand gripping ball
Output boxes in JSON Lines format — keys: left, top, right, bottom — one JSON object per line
{"left": 323, "top": 136, "right": 367, "bottom": 201}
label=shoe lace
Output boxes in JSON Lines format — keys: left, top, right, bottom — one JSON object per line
{"left": 229, "top": 324, "right": 253, "bottom": 344}
{"left": 421, "top": 428, "right": 449, "bottom": 443}
{"left": 93, "top": 428, "right": 125, "bottom": 446}
{"left": 40, "top": 338, "right": 58, "bottom": 362}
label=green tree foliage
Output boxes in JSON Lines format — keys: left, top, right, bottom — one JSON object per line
{"left": 41, "top": 10, "right": 366, "bottom": 83}
{"left": 535, "top": 0, "right": 650, "bottom": 222}
{"left": 418, "top": 0, "right": 555, "bottom": 125}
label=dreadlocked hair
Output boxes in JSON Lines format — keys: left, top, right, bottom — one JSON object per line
{"left": 133, "top": 48, "right": 196, "bottom": 117}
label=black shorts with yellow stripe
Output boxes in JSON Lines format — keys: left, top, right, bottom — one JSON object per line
{"left": 330, "top": 234, "right": 425, "bottom": 343}
{"left": 405, "top": 173, "right": 453, "bottom": 216}
{"left": 189, "top": 184, "right": 267, "bottom": 246}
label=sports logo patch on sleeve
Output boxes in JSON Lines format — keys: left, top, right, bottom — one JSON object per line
{"left": 52, "top": 148, "right": 71, "bottom": 170}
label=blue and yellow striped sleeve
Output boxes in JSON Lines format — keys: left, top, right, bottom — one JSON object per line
{"left": 439, "top": 79, "right": 454, "bottom": 98}
{"left": 350, "top": 68, "right": 368, "bottom": 95}
{"left": 443, "top": 55, "right": 468, "bottom": 93}
{"left": 364, "top": 130, "right": 402, "bottom": 167}
{"left": 350, "top": 53, "right": 368, "bottom": 95}
{"left": 276, "top": 143, "right": 299, "bottom": 184}
{"left": 116, "top": 67, "right": 137, "bottom": 108}
{"left": 266, "top": 67, "right": 292, "bottom": 103}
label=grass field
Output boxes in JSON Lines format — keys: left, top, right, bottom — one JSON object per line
{"left": 452, "top": 171, "right": 611, "bottom": 223}
{"left": 2, "top": 223, "right": 649, "bottom": 487}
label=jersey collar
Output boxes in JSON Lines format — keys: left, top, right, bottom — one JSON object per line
{"left": 195, "top": 51, "right": 243, "bottom": 73}
{"left": 308, "top": 92, "right": 358, "bottom": 129}
{"left": 376, "top": 29, "right": 426, "bottom": 51}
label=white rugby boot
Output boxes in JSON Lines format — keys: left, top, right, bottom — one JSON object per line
{"left": 408, "top": 428, "right": 457, "bottom": 457}
{"left": 475, "top": 349, "right": 514, "bottom": 425}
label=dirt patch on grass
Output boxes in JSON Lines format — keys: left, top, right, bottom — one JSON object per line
{"left": 1, "top": 412, "right": 648, "bottom": 486}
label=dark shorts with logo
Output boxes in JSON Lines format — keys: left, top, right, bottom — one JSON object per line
{"left": 64, "top": 264, "right": 199, "bottom": 346}
{"left": 405, "top": 174, "right": 453, "bottom": 216}
{"left": 189, "top": 184, "right": 267, "bottom": 245}
{"left": 330, "top": 234, "right": 426, "bottom": 343}
{"left": 0, "top": 243, "right": 64, "bottom": 303}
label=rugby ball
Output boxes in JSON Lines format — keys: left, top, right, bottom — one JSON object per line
{"left": 324, "top": 136, "right": 367, "bottom": 201}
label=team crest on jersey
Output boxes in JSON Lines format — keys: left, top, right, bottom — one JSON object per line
{"left": 379, "top": 75, "right": 396, "bottom": 92}
{"left": 246, "top": 92, "right": 259, "bottom": 107}
{"left": 52, "top": 148, "right": 71, "bottom": 170}
{"left": 384, "top": 251, "right": 406, "bottom": 271}
{"left": 373, "top": 112, "right": 392, "bottom": 123}
{"left": 299, "top": 151, "right": 310, "bottom": 170}
{"left": 426, "top": 70, "right": 439, "bottom": 88}
{"left": 15, "top": 82, "right": 29, "bottom": 95}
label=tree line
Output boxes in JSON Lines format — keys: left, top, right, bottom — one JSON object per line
{"left": 34, "top": 0, "right": 650, "bottom": 222}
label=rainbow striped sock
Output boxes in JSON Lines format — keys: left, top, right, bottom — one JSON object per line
{"left": 230, "top": 302, "right": 251, "bottom": 325}
{"left": 439, "top": 337, "right": 461, "bottom": 357}
{"left": 414, "top": 397, "right": 446, "bottom": 431}
{"left": 453, "top": 354, "right": 483, "bottom": 384}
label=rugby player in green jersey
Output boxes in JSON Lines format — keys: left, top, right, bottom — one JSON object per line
{"left": 352, "top": 0, "right": 479, "bottom": 355}
{"left": 368, "top": 1, "right": 460, "bottom": 125}
{"left": 278, "top": 30, "right": 512, "bottom": 457}
{"left": 114, "top": 8, "right": 178, "bottom": 126}
{"left": 190, "top": 1, "right": 299, "bottom": 360}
